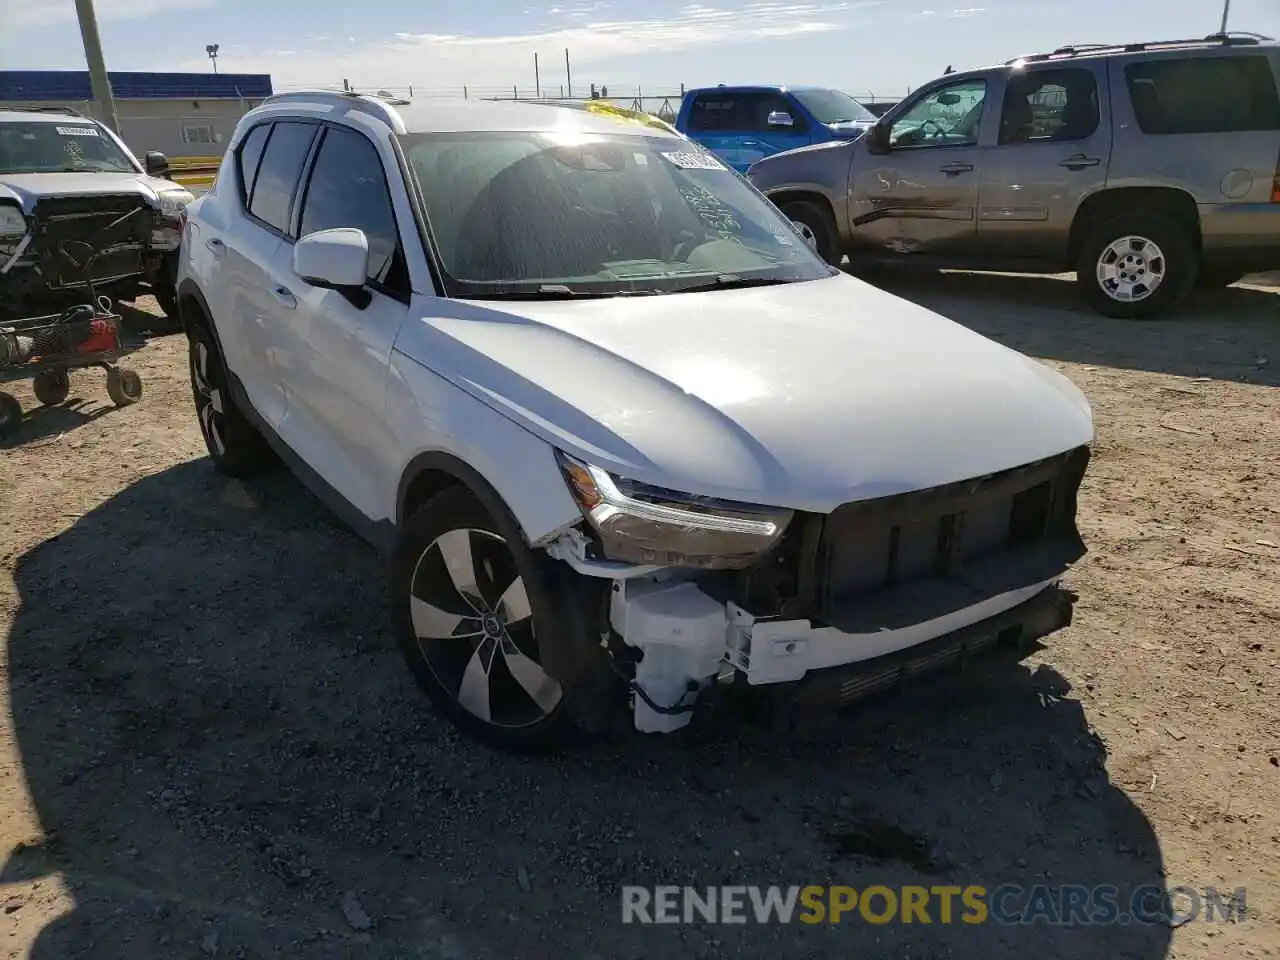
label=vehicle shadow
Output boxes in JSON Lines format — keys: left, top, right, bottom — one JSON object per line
{"left": 3, "top": 462, "right": 1172, "bottom": 959}
{"left": 860, "top": 267, "right": 1278, "bottom": 387}
{"left": 0, "top": 395, "right": 118, "bottom": 448}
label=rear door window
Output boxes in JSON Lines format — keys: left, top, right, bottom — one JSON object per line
{"left": 686, "top": 93, "right": 750, "bottom": 132}
{"left": 998, "top": 68, "right": 1099, "bottom": 144}
{"left": 247, "top": 120, "right": 317, "bottom": 235}
{"left": 1124, "top": 54, "right": 1280, "bottom": 135}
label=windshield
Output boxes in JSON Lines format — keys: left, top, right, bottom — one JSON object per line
{"left": 789, "top": 89, "right": 876, "bottom": 124}
{"left": 399, "top": 131, "right": 834, "bottom": 298}
{"left": 0, "top": 120, "right": 138, "bottom": 174}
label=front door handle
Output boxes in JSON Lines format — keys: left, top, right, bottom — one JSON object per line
{"left": 1060, "top": 154, "right": 1101, "bottom": 169}
{"left": 205, "top": 237, "right": 226, "bottom": 258}
{"left": 271, "top": 286, "right": 297, "bottom": 309}
{"left": 939, "top": 162, "right": 974, "bottom": 175}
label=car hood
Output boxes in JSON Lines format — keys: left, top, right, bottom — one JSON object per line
{"left": 825, "top": 119, "right": 875, "bottom": 138}
{"left": 0, "top": 172, "right": 179, "bottom": 214}
{"left": 397, "top": 273, "right": 1094, "bottom": 513}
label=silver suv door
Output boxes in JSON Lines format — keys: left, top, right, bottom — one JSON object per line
{"left": 847, "top": 76, "right": 990, "bottom": 256}
{"left": 977, "top": 62, "right": 1112, "bottom": 261}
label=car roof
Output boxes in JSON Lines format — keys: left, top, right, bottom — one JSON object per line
{"left": 683, "top": 84, "right": 836, "bottom": 96}
{"left": 0, "top": 109, "right": 97, "bottom": 124}
{"left": 256, "top": 93, "right": 683, "bottom": 139}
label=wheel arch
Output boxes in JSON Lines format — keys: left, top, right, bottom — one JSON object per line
{"left": 176, "top": 278, "right": 222, "bottom": 347}
{"left": 1068, "top": 186, "right": 1201, "bottom": 265}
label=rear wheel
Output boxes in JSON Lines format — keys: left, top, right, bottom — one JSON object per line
{"left": 1076, "top": 212, "right": 1198, "bottom": 319}
{"left": 187, "top": 321, "right": 274, "bottom": 476}
{"left": 106, "top": 366, "right": 142, "bottom": 406}
{"left": 390, "top": 487, "right": 576, "bottom": 750}
{"left": 780, "top": 199, "right": 843, "bottom": 266}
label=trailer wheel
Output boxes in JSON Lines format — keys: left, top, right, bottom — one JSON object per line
{"left": 106, "top": 366, "right": 143, "bottom": 407}
{"left": 0, "top": 392, "right": 22, "bottom": 438}
{"left": 33, "top": 369, "right": 71, "bottom": 406}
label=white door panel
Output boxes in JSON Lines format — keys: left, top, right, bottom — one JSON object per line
{"left": 270, "top": 243, "right": 406, "bottom": 522}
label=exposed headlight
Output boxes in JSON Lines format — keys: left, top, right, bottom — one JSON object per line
{"left": 158, "top": 191, "right": 193, "bottom": 218}
{"left": 557, "top": 453, "right": 792, "bottom": 569}
{"left": 0, "top": 204, "right": 26, "bottom": 238}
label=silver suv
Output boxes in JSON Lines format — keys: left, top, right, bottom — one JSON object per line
{"left": 747, "top": 32, "right": 1280, "bottom": 318}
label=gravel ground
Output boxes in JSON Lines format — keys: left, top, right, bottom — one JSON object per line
{"left": 1, "top": 275, "right": 1277, "bottom": 960}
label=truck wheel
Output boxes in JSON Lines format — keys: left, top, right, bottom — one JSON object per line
{"left": 153, "top": 279, "right": 180, "bottom": 324}
{"left": 187, "top": 322, "right": 275, "bottom": 476}
{"left": 1076, "top": 212, "right": 1198, "bottom": 319}
{"left": 781, "top": 200, "right": 843, "bottom": 266}
{"left": 389, "top": 486, "right": 577, "bottom": 751}
{"left": 33, "top": 369, "right": 71, "bottom": 406}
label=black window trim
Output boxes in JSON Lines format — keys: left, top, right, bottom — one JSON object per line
{"left": 241, "top": 118, "right": 321, "bottom": 242}
{"left": 235, "top": 120, "right": 273, "bottom": 208}
{"left": 292, "top": 119, "right": 412, "bottom": 305}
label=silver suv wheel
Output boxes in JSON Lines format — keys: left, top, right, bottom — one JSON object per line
{"left": 1096, "top": 235, "right": 1166, "bottom": 303}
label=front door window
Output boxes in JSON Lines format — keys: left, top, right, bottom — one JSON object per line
{"left": 888, "top": 79, "right": 988, "bottom": 149}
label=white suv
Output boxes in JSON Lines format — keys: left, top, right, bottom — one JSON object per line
{"left": 177, "top": 91, "right": 1095, "bottom": 749}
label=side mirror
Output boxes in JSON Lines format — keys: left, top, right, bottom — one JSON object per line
{"left": 766, "top": 110, "right": 794, "bottom": 128}
{"left": 144, "top": 150, "right": 170, "bottom": 178}
{"left": 293, "top": 228, "right": 369, "bottom": 291}
{"left": 864, "top": 123, "right": 891, "bottom": 155}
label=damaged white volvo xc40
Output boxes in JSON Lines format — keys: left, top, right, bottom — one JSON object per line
{"left": 176, "top": 91, "right": 1094, "bottom": 748}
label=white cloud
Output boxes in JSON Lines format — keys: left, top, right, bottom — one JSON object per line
{"left": 169, "top": 0, "right": 886, "bottom": 89}
{"left": 949, "top": 6, "right": 985, "bottom": 15}
{"left": 1, "top": 0, "right": 213, "bottom": 28}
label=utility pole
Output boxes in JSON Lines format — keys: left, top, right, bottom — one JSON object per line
{"left": 534, "top": 52, "right": 541, "bottom": 98}
{"left": 73, "top": 0, "right": 120, "bottom": 133}
{"left": 1218, "top": 0, "right": 1231, "bottom": 33}
{"left": 565, "top": 48, "right": 572, "bottom": 99}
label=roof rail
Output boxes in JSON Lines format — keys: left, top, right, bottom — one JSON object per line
{"left": 8, "top": 105, "right": 89, "bottom": 118}
{"left": 1005, "top": 31, "right": 1273, "bottom": 64}
{"left": 259, "top": 89, "right": 408, "bottom": 133}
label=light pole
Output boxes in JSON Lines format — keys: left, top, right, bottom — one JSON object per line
{"left": 73, "top": 0, "right": 120, "bottom": 133}
{"left": 206, "top": 43, "right": 220, "bottom": 73}
{"left": 1219, "top": 0, "right": 1231, "bottom": 33}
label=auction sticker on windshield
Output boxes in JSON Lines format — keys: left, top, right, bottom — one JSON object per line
{"left": 56, "top": 126, "right": 100, "bottom": 137}
{"left": 661, "top": 150, "right": 728, "bottom": 171}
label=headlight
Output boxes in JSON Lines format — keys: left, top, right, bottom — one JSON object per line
{"left": 158, "top": 191, "right": 193, "bottom": 218}
{"left": 557, "top": 453, "right": 792, "bottom": 569}
{"left": 0, "top": 204, "right": 26, "bottom": 238}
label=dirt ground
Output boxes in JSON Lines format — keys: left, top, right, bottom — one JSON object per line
{"left": 0, "top": 273, "right": 1277, "bottom": 960}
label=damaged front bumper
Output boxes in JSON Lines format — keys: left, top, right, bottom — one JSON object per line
{"left": 549, "top": 445, "right": 1090, "bottom": 734}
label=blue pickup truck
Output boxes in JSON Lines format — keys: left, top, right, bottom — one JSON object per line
{"left": 674, "top": 85, "right": 878, "bottom": 172}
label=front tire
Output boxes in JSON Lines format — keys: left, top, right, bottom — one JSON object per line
{"left": 1076, "top": 212, "right": 1198, "bottom": 319}
{"left": 781, "top": 200, "right": 843, "bottom": 266}
{"left": 187, "top": 321, "right": 274, "bottom": 476}
{"left": 389, "top": 487, "right": 576, "bottom": 750}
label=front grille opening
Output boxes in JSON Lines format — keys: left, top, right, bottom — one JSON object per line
{"left": 816, "top": 448, "right": 1088, "bottom": 613}
{"left": 1008, "top": 480, "right": 1053, "bottom": 545}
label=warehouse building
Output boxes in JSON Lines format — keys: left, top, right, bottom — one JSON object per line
{"left": 0, "top": 70, "right": 273, "bottom": 159}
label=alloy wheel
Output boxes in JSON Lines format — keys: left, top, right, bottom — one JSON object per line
{"left": 792, "top": 218, "right": 819, "bottom": 250}
{"left": 192, "top": 340, "right": 225, "bottom": 455}
{"left": 409, "top": 527, "right": 562, "bottom": 728}
{"left": 1096, "top": 235, "right": 1166, "bottom": 303}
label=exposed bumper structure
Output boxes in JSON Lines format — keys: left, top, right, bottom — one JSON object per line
{"left": 569, "top": 445, "right": 1091, "bottom": 733}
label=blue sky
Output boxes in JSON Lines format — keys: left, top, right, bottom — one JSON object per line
{"left": 2, "top": 0, "right": 1277, "bottom": 100}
